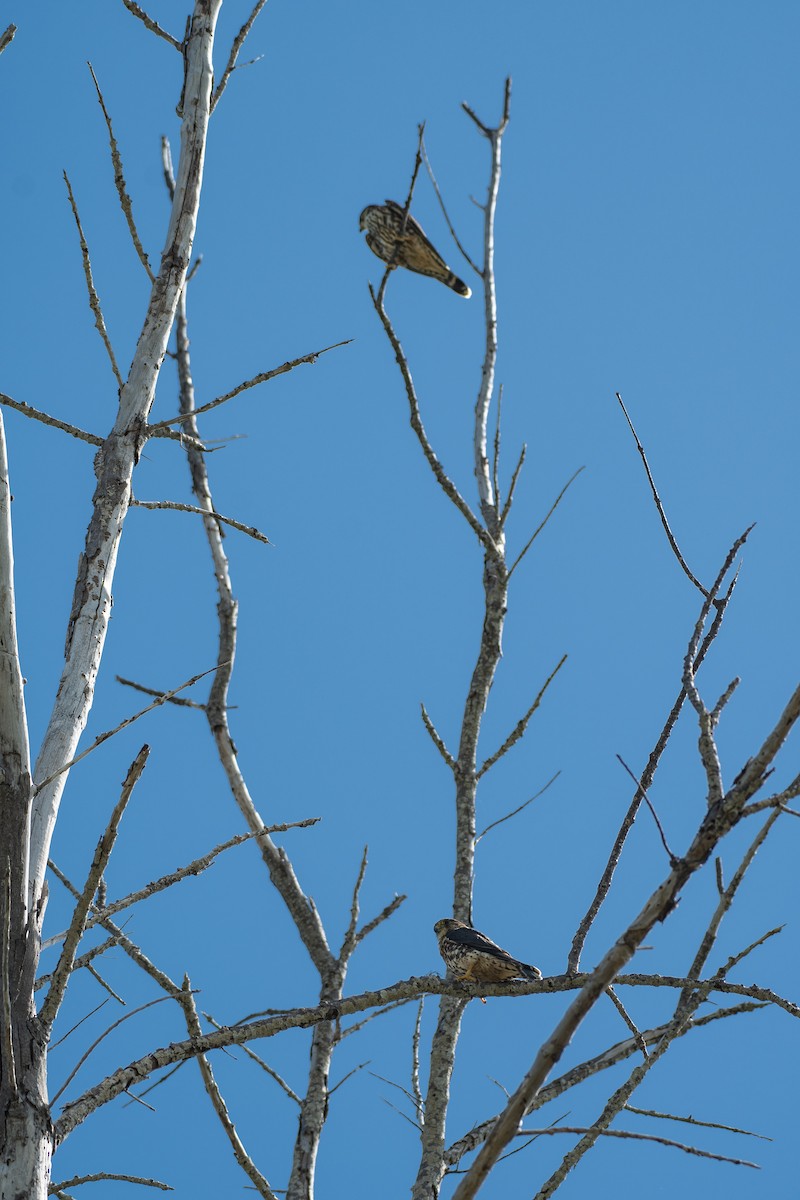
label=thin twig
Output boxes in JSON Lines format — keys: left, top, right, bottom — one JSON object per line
{"left": 51, "top": 992, "right": 185, "bottom": 1107}
{"left": 507, "top": 467, "right": 584, "bottom": 574}
{"left": 606, "top": 986, "right": 647, "bottom": 1058}
{"left": 477, "top": 656, "right": 566, "bottom": 778}
{"left": 498, "top": 444, "right": 527, "bottom": 530}
{"left": 50, "top": 1000, "right": 110, "bottom": 1052}
{"left": 711, "top": 677, "right": 740, "bottom": 727}
{"left": 355, "top": 893, "right": 407, "bottom": 945}
{"left": 421, "top": 135, "right": 479, "bottom": 275}
{"left": 339, "top": 846, "right": 368, "bottom": 965}
{"left": 203, "top": 1012, "right": 301, "bottom": 1104}
{"left": 624, "top": 1103, "right": 771, "bottom": 1141}
{"left": 397, "top": 124, "right": 426, "bottom": 234}
{"left": 420, "top": 704, "right": 456, "bottom": 771}
{"left": 40, "top": 747, "right": 149, "bottom": 1034}
{"left": 36, "top": 937, "right": 120, "bottom": 992}
{"left": 211, "top": 0, "right": 269, "bottom": 111}
{"left": 131, "top": 498, "right": 270, "bottom": 544}
{"left": 567, "top": 549, "right": 742, "bottom": 974}
{"left": 678, "top": 809, "right": 783, "bottom": 1010}
{"left": 476, "top": 773, "right": 560, "bottom": 842}
{"left": 329, "top": 1060, "right": 370, "bottom": 1098}
{"left": 115, "top": 675, "right": 205, "bottom": 710}
{"left": 87, "top": 64, "right": 154, "bottom": 281}
{"left": 491, "top": 384, "right": 503, "bottom": 510}
{"left": 34, "top": 665, "right": 223, "bottom": 795}
{"left": 149, "top": 340, "right": 351, "bottom": 429}
{"left": 119, "top": 0, "right": 181, "bottom": 49}
{"left": 44, "top": 821, "right": 319, "bottom": 949}
{"left": 339, "top": 998, "right": 416, "bottom": 1040}
{"left": 63, "top": 171, "right": 124, "bottom": 390}
{"left": 616, "top": 392, "right": 707, "bottom": 596}
{"left": 616, "top": 755, "right": 677, "bottom": 865}
{"left": 511, "top": 1127, "right": 758, "bottom": 1169}
{"left": 368, "top": 287, "right": 493, "bottom": 552}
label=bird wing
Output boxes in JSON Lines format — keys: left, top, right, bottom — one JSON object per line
{"left": 445, "top": 925, "right": 516, "bottom": 963}
{"left": 384, "top": 200, "right": 450, "bottom": 267}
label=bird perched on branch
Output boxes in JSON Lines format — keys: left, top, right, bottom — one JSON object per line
{"left": 359, "top": 200, "right": 471, "bottom": 297}
{"left": 434, "top": 918, "right": 541, "bottom": 984}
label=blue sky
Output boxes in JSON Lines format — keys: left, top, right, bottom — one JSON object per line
{"left": 2, "top": 2, "right": 799, "bottom": 1197}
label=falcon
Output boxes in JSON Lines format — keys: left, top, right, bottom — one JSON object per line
{"left": 359, "top": 200, "right": 471, "bottom": 297}
{"left": 434, "top": 918, "right": 541, "bottom": 984}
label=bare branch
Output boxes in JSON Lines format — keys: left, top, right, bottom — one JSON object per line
{"left": 498, "top": 442, "right": 526, "bottom": 530}
{"left": 530, "top": 935, "right": 779, "bottom": 1199}
{"left": 511, "top": 1126, "right": 758, "bottom": 1170}
{"left": 420, "top": 703, "right": 456, "bottom": 770}
{"left": 87, "top": 64, "right": 154, "bottom": 280}
{"left": 131, "top": 498, "right": 270, "bottom": 544}
{"left": 624, "top": 1103, "right": 771, "bottom": 1141}
{"left": 678, "top": 810, "right": 783, "bottom": 1009}
{"left": 567, "top": 540, "right": 743, "bottom": 974}
{"left": 368, "top": 287, "right": 493, "bottom": 551}
{"left": 49, "top": 999, "right": 111, "bottom": 1054}
{"left": 339, "top": 847, "right": 368, "bottom": 965}
{"left": 443, "top": 1000, "right": 769, "bottom": 1168}
{"left": 411, "top": 1000, "right": 425, "bottom": 1127}
{"left": 0, "top": 392, "right": 103, "bottom": 446}
{"left": 507, "top": 467, "right": 585, "bottom": 574}
{"left": 34, "top": 666, "right": 222, "bottom": 796}
{"left": 53, "top": 968, "right": 794, "bottom": 1144}
{"left": 616, "top": 755, "right": 677, "bottom": 865}
{"left": 447, "top": 661, "right": 800, "bottom": 1199}
{"left": 211, "top": 0, "right": 269, "bottom": 111}
{"left": 683, "top": 528, "right": 755, "bottom": 808}
{"left": 115, "top": 675, "right": 206, "bottom": 710}
{"left": 605, "top": 985, "right": 647, "bottom": 1058}
{"left": 63, "top": 171, "right": 124, "bottom": 390}
{"left": 31, "top": 9, "right": 225, "bottom": 909}
{"left": 355, "top": 893, "right": 407, "bottom": 945}
{"left": 149, "top": 340, "right": 351, "bottom": 430}
{"left": 711, "top": 676, "right": 740, "bottom": 727}
{"left": 477, "top": 656, "right": 566, "bottom": 778}
{"left": 203, "top": 1012, "right": 301, "bottom": 1105}
{"left": 180, "top": 978, "right": 279, "bottom": 1199}
{"left": 476, "top": 772, "right": 560, "bottom": 842}
{"left": 616, "top": 392, "right": 707, "bottom": 595}
{"left": 49, "top": 1173, "right": 173, "bottom": 1193}
{"left": 40, "top": 747, "right": 149, "bottom": 1034}
{"left": 119, "top": 0, "right": 181, "bottom": 49}
{"left": 36, "top": 936, "right": 119, "bottom": 993}
{"left": 491, "top": 384, "right": 503, "bottom": 509}
{"left": 168, "top": 279, "right": 335, "bottom": 982}
{"left": 44, "top": 820, "right": 319, "bottom": 950}
{"left": 421, "top": 135, "right": 479, "bottom": 275}
{"left": 51, "top": 992, "right": 188, "bottom": 1107}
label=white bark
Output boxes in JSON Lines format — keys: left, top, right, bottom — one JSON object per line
{"left": 27, "top": 0, "right": 222, "bottom": 912}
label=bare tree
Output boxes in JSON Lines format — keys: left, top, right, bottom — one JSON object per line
{"left": 1, "top": 7, "right": 797, "bottom": 1200}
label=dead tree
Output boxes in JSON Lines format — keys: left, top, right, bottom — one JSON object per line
{"left": 0, "top": 8, "right": 797, "bottom": 1200}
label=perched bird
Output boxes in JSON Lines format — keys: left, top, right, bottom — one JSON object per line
{"left": 359, "top": 200, "right": 471, "bottom": 297}
{"left": 434, "top": 918, "right": 542, "bottom": 984}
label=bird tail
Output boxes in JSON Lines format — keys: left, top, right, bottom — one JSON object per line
{"left": 446, "top": 272, "right": 472, "bottom": 298}
{"left": 519, "top": 962, "right": 542, "bottom": 981}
